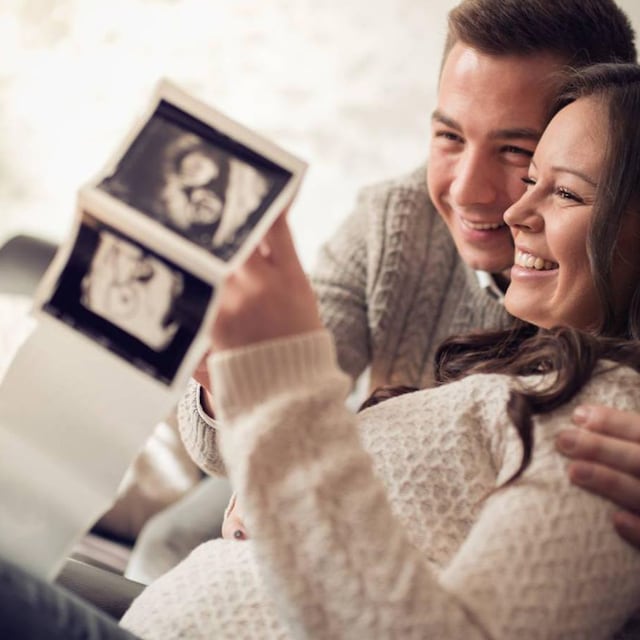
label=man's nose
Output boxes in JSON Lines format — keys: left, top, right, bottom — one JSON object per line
{"left": 449, "top": 149, "right": 497, "bottom": 207}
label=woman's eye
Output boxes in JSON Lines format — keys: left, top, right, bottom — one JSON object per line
{"left": 521, "top": 176, "right": 536, "bottom": 187}
{"left": 556, "top": 187, "right": 583, "bottom": 203}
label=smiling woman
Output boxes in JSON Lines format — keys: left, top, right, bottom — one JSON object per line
{"left": 504, "top": 98, "right": 606, "bottom": 331}
{"left": 117, "top": 62, "right": 640, "bottom": 640}
{"left": 505, "top": 69, "right": 640, "bottom": 335}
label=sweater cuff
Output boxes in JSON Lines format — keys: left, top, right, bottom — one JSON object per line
{"left": 207, "top": 330, "right": 339, "bottom": 422}
{"left": 196, "top": 385, "right": 220, "bottom": 429}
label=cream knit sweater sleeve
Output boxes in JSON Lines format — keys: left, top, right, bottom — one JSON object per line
{"left": 209, "top": 331, "right": 640, "bottom": 640}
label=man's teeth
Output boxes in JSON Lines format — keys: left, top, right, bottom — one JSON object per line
{"left": 515, "top": 250, "right": 558, "bottom": 271}
{"left": 461, "top": 219, "right": 505, "bottom": 231}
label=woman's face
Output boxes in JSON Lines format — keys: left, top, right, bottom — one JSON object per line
{"left": 503, "top": 97, "right": 608, "bottom": 331}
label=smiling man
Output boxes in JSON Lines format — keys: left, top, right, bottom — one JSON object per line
{"left": 427, "top": 47, "right": 561, "bottom": 277}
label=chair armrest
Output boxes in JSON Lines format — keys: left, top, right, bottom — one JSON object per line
{"left": 0, "top": 234, "right": 57, "bottom": 296}
{"left": 55, "top": 558, "right": 145, "bottom": 620}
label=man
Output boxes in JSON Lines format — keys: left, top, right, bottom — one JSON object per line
{"left": 174, "top": 0, "right": 640, "bottom": 562}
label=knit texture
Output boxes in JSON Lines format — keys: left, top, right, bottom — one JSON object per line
{"left": 177, "top": 165, "right": 513, "bottom": 475}
{"left": 123, "top": 331, "right": 640, "bottom": 639}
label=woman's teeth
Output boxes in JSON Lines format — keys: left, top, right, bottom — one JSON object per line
{"left": 515, "top": 250, "right": 558, "bottom": 271}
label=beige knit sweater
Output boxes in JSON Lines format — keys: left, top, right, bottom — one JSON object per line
{"left": 310, "top": 164, "right": 512, "bottom": 388}
{"left": 121, "top": 331, "right": 640, "bottom": 639}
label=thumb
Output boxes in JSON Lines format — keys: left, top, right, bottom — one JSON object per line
{"left": 261, "top": 214, "right": 300, "bottom": 267}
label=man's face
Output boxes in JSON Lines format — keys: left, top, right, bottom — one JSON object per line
{"left": 427, "top": 44, "right": 564, "bottom": 274}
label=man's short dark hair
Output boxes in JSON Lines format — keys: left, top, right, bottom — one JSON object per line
{"left": 444, "top": 0, "right": 637, "bottom": 67}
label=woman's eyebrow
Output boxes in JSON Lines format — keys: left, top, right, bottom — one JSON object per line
{"left": 531, "top": 158, "right": 598, "bottom": 186}
{"left": 551, "top": 166, "right": 598, "bottom": 186}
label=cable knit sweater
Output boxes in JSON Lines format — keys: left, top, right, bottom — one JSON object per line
{"left": 122, "top": 331, "right": 640, "bottom": 640}
{"left": 176, "top": 164, "right": 514, "bottom": 463}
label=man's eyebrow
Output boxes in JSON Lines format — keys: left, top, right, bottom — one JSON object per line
{"left": 491, "top": 127, "right": 542, "bottom": 142}
{"left": 431, "top": 110, "right": 542, "bottom": 142}
{"left": 431, "top": 110, "right": 460, "bottom": 130}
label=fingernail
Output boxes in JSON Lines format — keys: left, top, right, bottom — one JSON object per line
{"left": 570, "top": 462, "right": 593, "bottom": 485}
{"left": 612, "top": 511, "right": 637, "bottom": 542}
{"left": 556, "top": 429, "right": 578, "bottom": 454}
{"left": 572, "top": 405, "right": 591, "bottom": 425}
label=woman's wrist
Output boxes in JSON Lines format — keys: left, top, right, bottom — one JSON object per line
{"left": 198, "top": 386, "right": 218, "bottom": 426}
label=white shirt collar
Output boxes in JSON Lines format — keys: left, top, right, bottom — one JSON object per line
{"left": 475, "top": 270, "right": 505, "bottom": 303}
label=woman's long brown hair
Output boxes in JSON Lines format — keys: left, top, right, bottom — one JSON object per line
{"left": 364, "top": 63, "right": 640, "bottom": 486}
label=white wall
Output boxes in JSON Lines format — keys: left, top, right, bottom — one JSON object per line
{"left": 2, "top": 0, "right": 640, "bottom": 268}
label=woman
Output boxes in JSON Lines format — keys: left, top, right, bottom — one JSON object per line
{"left": 3, "top": 63, "right": 640, "bottom": 639}
{"left": 120, "top": 62, "right": 640, "bottom": 638}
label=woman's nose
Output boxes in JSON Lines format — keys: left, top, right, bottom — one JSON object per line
{"left": 504, "top": 190, "right": 543, "bottom": 232}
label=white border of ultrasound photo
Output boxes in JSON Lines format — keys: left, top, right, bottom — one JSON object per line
{"left": 90, "top": 78, "right": 307, "bottom": 279}
{"left": 36, "top": 209, "right": 216, "bottom": 387}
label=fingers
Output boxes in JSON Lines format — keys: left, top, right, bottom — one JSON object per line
{"left": 568, "top": 460, "right": 640, "bottom": 550}
{"left": 555, "top": 407, "right": 640, "bottom": 534}
{"left": 556, "top": 427, "right": 640, "bottom": 476}
{"left": 211, "top": 212, "right": 321, "bottom": 351}
{"left": 242, "top": 215, "right": 298, "bottom": 273}
{"left": 258, "top": 213, "right": 300, "bottom": 269}
{"left": 566, "top": 460, "right": 640, "bottom": 513}
{"left": 572, "top": 405, "right": 640, "bottom": 442}
{"left": 221, "top": 494, "right": 249, "bottom": 541}
{"left": 613, "top": 510, "right": 640, "bottom": 548}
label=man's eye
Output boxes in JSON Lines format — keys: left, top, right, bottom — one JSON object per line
{"left": 434, "top": 130, "right": 463, "bottom": 143}
{"left": 503, "top": 145, "right": 534, "bottom": 157}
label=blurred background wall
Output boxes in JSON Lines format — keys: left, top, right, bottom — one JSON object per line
{"left": 2, "top": 0, "right": 640, "bottom": 268}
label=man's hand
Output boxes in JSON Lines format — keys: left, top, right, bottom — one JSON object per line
{"left": 555, "top": 406, "right": 640, "bottom": 548}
